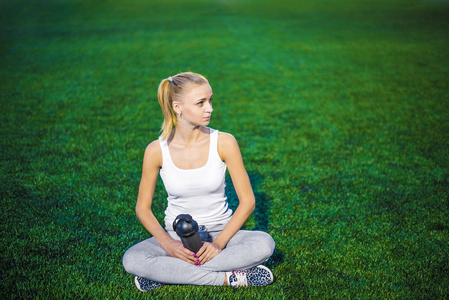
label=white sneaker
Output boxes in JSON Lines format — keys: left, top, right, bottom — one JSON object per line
{"left": 228, "top": 265, "right": 274, "bottom": 287}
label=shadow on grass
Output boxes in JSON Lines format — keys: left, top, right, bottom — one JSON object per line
{"left": 225, "top": 171, "right": 285, "bottom": 269}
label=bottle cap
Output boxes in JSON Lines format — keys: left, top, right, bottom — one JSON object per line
{"left": 173, "top": 214, "right": 199, "bottom": 238}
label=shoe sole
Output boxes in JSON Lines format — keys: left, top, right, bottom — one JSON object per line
{"left": 134, "top": 276, "right": 147, "bottom": 292}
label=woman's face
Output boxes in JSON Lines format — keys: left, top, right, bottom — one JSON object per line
{"left": 175, "top": 83, "right": 213, "bottom": 126}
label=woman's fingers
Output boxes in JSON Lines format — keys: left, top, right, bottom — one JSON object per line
{"left": 182, "top": 248, "right": 197, "bottom": 264}
{"left": 196, "top": 244, "right": 207, "bottom": 258}
{"left": 167, "top": 239, "right": 222, "bottom": 265}
{"left": 167, "top": 240, "right": 197, "bottom": 264}
{"left": 197, "top": 242, "right": 221, "bottom": 265}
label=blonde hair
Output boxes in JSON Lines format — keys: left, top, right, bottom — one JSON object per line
{"left": 157, "top": 72, "right": 209, "bottom": 140}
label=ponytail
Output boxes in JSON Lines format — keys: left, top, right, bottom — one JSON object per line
{"left": 157, "top": 78, "right": 177, "bottom": 140}
{"left": 157, "top": 72, "right": 209, "bottom": 140}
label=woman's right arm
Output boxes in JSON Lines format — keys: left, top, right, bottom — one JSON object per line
{"left": 135, "top": 140, "right": 197, "bottom": 264}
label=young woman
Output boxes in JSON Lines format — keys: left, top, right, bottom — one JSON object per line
{"left": 122, "top": 72, "right": 275, "bottom": 291}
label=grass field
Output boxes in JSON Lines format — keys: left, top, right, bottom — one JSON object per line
{"left": 1, "top": 0, "right": 448, "bottom": 298}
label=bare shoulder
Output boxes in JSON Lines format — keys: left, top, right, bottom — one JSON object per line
{"left": 218, "top": 131, "right": 237, "bottom": 143}
{"left": 143, "top": 139, "right": 162, "bottom": 168}
{"left": 218, "top": 131, "right": 239, "bottom": 148}
{"left": 218, "top": 132, "right": 241, "bottom": 161}
{"left": 145, "top": 139, "right": 161, "bottom": 152}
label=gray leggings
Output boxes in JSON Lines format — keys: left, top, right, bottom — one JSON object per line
{"left": 122, "top": 230, "right": 275, "bottom": 286}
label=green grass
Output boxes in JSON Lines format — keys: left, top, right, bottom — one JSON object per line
{"left": 1, "top": 0, "right": 448, "bottom": 298}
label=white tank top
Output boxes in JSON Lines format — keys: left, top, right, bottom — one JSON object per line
{"left": 159, "top": 128, "right": 232, "bottom": 230}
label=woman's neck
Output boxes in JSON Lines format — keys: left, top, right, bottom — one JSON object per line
{"left": 170, "top": 125, "right": 208, "bottom": 146}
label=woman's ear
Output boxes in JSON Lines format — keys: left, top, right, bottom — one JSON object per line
{"left": 172, "top": 101, "right": 181, "bottom": 115}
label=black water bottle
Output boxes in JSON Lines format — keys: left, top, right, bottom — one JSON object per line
{"left": 173, "top": 214, "right": 203, "bottom": 253}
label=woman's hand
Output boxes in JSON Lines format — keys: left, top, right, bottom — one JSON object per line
{"left": 164, "top": 239, "right": 198, "bottom": 265}
{"left": 196, "top": 242, "right": 222, "bottom": 265}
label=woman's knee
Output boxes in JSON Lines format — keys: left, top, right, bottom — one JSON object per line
{"left": 257, "top": 231, "right": 275, "bottom": 257}
{"left": 122, "top": 248, "right": 142, "bottom": 275}
{"left": 243, "top": 231, "right": 275, "bottom": 260}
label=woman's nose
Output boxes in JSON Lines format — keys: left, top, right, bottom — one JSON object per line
{"left": 206, "top": 101, "right": 213, "bottom": 113}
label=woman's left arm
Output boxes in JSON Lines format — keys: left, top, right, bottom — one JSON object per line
{"left": 197, "top": 132, "right": 255, "bottom": 264}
